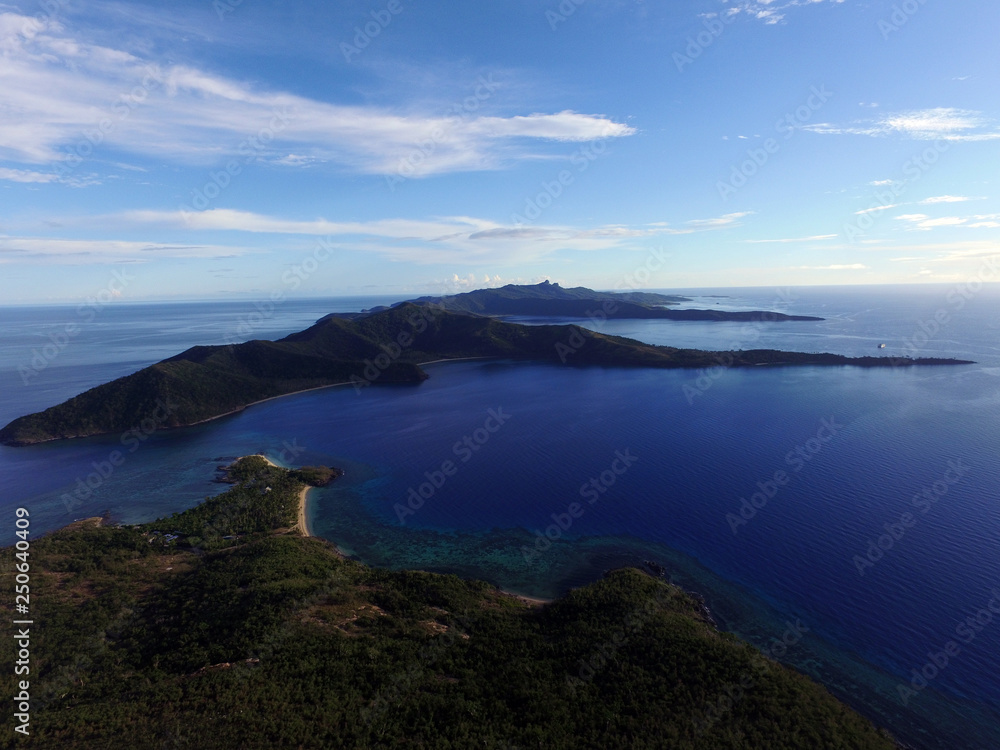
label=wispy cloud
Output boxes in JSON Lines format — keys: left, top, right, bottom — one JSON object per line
{"left": 855, "top": 204, "right": 901, "bottom": 215}
{"left": 795, "top": 264, "right": 867, "bottom": 270}
{"left": 895, "top": 211, "right": 1000, "bottom": 230}
{"left": 919, "top": 195, "right": 971, "bottom": 204}
{"left": 895, "top": 214, "right": 968, "bottom": 230}
{"left": 0, "top": 167, "right": 59, "bottom": 184}
{"left": 684, "top": 212, "right": 754, "bottom": 229}
{"left": 35, "top": 209, "right": 749, "bottom": 265}
{"left": 0, "top": 12, "right": 633, "bottom": 177}
{"left": 804, "top": 108, "right": 1000, "bottom": 141}
{"left": 745, "top": 235, "right": 837, "bottom": 243}
{"left": 0, "top": 236, "right": 252, "bottom": 265}
{"left": 724, "top": 0, "right": 845, "bottom": 25}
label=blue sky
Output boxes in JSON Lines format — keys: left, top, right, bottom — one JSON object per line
{"left": 1, "top": 0, "right": 998, "bottom": 303}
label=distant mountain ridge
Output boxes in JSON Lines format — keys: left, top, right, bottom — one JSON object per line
{"left": 343, "top": 281, "right": 823, "bottom": 322}
{"left": 0, "top": 300, "right": 971, "bottom": 446}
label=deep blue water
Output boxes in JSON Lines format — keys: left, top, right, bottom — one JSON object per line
{"left": 1, "top": 286, "right": 999, "bottom": 748}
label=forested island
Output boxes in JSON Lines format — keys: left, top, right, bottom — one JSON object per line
{"left": 347, "top": 280, "right": 821, "bottom": 321}
{"left": 0, "top": 458, "right": 902, "bottom": 749}
{"left": 0, "top": 288, "right": 973, "bottom": 446}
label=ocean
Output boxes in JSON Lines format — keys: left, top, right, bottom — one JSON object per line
{"left": 1, "top": 285, "right": 999, "bottom": 748}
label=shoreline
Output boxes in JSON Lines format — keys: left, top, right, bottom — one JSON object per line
{"left": 501, "top": 591, "right": 552, "bottom": 607}
{"left": 240, "top": 454, "right": 312, "bottom": 538}
{"left": 248, "top": 453, "right": 545, "bottom": 602}
{"left": 2, "top": 354, "right": 975, "bottom": 448}
{"left": 192, "top": 358, "right": 493, "bottom": 429}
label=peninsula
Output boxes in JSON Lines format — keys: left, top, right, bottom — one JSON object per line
{"left": 0, "top": 290, "right": 973, "bottom": 446}
{"left": 0, "top": 457, "right": 902, "bottom": 748}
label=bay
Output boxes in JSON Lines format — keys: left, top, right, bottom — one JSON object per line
{"left": 2, "top": 284, "right": 999, "bottom": 748}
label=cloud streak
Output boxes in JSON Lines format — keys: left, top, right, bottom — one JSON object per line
{"left": 0, "top": 12, "right": 633, "bottom": 177}
{"left": 804, "top": 108, "right": 1000, "bottom": 141}
{"left": 0, "top": 236, "right": 252, "bottom": 265}
{"left": 25, "top": 209, "right": 750, "bottom": 265}
{"left": 724, "top": 0, "right": 845, "bottom": 25}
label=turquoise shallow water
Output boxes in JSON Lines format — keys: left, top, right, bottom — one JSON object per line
{"left": 2, "top": 285, "right": 1000, "bottom": 748}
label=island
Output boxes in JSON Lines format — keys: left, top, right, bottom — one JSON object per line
{"left": 347, "top": 280, "right": 823, "bottom": 322}
{"left": 0, "top": 457, "right": 903, "bottom": 748}
{"left": 0, "top": 289, "right": 974, "bottom": 446}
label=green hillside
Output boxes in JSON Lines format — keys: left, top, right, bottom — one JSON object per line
{"left": 0, "top": 458, "right": 901, "bottom": 749}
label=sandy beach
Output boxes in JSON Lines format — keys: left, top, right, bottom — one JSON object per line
{"left": 502, "top": 591, "right": 552, "bottom": 607}
{"left": 296, "top": 485, "right": 311, "bottom": 537}
{"left": 240, "top": 454, "right": 547, "bottom": 597}
{"left": 239, "top": 454, "right": 311, "bottom": 537}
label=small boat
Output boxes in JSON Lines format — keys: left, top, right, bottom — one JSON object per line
{"left": 878, "top": 343, "right": 886, "bottom": 349}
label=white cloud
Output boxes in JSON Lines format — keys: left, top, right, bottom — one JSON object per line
{"left": 42, "top": 208, "right": 748, "bottom": 265}
{"left": 0, "top": 236, "right": 252, "bottom": 265}
{"left": 895, "top": 214, "right": 970, "bottom": 230}
{"left": 795, "top": 264, "right": 868, "bottom": 270}
{"left": 918, "top": 217, "right": 968, "bottom": 228}
{"left": 804, "top": 108, "right": 1000, "bottom": 141}
{"left": 0, "top": 167, "right": 59, "bottom": 183}
{"left": 684, "top": 212, "right": 753, "bottom": 229}
{"left": 0, "top": 12, "right": 633, "bottom": 176}
{"left": 745, "top": 235, "right": 837, "bottom": 243}
{"left": 855, "top": 204, "right": 901, "bottom": 215}
{"left": 895, "top": 210, "right": 1000, "bottom": 230}
{"left": 724, "top": 0, "right": 845, "bottom": 25}
{"left": 919, "top": 195, "right": 970, "bottom": 204}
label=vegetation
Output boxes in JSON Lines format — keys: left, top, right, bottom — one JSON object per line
{"left": 402, "top": 280, "right": 819, "bottom": 320}
{"left": 288, "top": 465, "right": 342, "bottom": 486}
{"left": 0, "top": 294, "right": 973, "bottom": 445}
{"left": 0, "top": 461, "right": 902, "bottom": 749}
